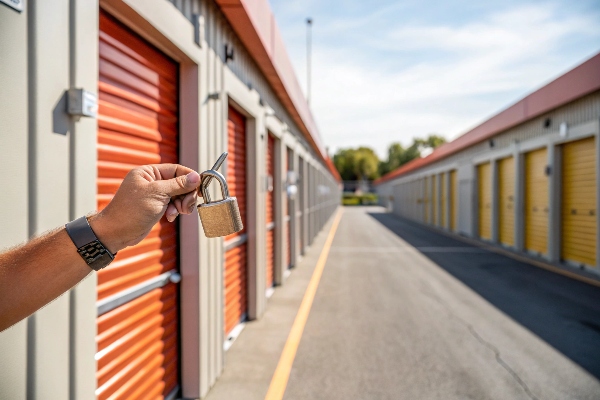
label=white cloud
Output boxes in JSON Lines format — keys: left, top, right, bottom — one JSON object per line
{"left": 272, "top": 1, "right": 600, "bottom": 158}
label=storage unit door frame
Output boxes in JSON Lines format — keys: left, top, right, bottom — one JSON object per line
{"left": 224, "top": 105, "right": 249, "bottom": 335}
{"left": 498, "top": 156, "right": 515, "bottom": 247}
{"left": 478, "top": 162, "right": 492, "bottom": 240}
{"left": 524, "top": 148, "right": 549, "bottom": 256}
{"left": 96, "top": 11, "right": 181, "bottom": 399}
{"left": 560, "top": 137, "right": 597, "bottom": 267}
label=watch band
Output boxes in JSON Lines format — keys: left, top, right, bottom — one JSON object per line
{"left": 65, "top": 216, "right": 115, "bottom": 271}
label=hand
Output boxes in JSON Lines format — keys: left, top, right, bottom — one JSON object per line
{"left": 89, "top": 164, "right": 201, "bottom": 253}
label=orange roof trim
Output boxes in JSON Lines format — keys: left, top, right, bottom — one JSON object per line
{"left": 375, "top": 52, "right": 600, "bottom": 185}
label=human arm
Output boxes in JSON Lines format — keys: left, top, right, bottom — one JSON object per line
{"left": 0, "top": 164, "right": 200, "bottom": 332}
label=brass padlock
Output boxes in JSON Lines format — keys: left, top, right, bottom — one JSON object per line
{"left": 197, "top": 169, "right": 243, "bottom": 238}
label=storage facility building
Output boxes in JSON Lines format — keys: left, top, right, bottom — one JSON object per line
{"left": 0, "top": 0, "right": 341, "bottom": 399}
{"left": 375, "top": 54, "right": 600, "bottom": 272}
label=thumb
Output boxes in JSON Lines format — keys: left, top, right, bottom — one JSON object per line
{"left": 153, "top": 171, "right": 201, "bottom": 197}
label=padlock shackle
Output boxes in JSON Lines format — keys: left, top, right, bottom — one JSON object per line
{"left": 200, "top": 169, "right": 230, "bottom": 202}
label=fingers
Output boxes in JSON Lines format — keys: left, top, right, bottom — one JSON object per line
{"left": 166, "top": 192, "right": 198, "bottom": 222}
{"left": 166, "top": 203, "right": 179, "bottom": 222}
{"left": 152, "top": 168, "right": 201, "bottom": 197}
{"left": 182, "top": 192, "right": 198, "bottom": 213}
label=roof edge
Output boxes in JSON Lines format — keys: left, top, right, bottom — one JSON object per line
{"left": 375, "top": 52, "right": 600, "bottom": 185}
{"left": 214, "top": 0, "right": 340, "bottom": 181}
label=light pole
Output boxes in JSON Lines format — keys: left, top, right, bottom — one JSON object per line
{"left": 306, "top": 17, "right": 313, "bottom": 107}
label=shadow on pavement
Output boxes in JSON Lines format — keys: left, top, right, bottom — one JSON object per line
{"left": 368, "top": 211, "right": 600, "bottom": 380}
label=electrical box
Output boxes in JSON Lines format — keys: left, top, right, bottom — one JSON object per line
{"left": 68, "top": 88, "right": 98, "bottom": 118}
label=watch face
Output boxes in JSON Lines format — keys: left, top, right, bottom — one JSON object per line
{"left": 78, "top": 240, "right": 107, "bottom": 263}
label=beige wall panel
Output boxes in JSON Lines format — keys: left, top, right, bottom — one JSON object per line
{"left": 29, "top": 0, "right": 72, "bottom": 398}
{"left": 69, "top": 2, "right": 100, "bottom": 399}
{"left": 0, "top": 10, "right": 29, "bottom": 393}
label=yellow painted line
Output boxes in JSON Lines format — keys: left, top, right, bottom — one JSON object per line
{"left": 265, "top": 208, "right": 343, "bottom": 400}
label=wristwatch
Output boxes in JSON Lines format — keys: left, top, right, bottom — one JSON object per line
{"left": 65, "top": 216, "right": 116, "bottom": 271}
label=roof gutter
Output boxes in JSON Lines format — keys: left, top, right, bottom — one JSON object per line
{"left": 214, "top": 0, "right": 340, "bottom": 181}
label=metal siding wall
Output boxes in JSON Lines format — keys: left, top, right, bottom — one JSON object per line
{"left": 524, "top": 148, "right": 549, "bottom": 255}
{"left": 498, "top": 157, "right": 515, "bottom": 246}
{"left": 561, "top": 137, "right": 597, "bottom": 267}
{"left": 0, "top": 4, "right": 29, "bottom": 400}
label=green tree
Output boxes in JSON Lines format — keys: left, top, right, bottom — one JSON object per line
{"left": 333, "top": 147, "right": 380, "bottom": 181}
{"left": 379, "top": 134, "right": 447, "bottom": 176}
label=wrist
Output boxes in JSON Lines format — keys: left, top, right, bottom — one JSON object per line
{"left": 87, "top": 212, "right": 125, "bottom": 254}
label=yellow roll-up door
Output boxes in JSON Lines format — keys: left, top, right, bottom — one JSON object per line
{"left": 498, "top": 157, "right": 515, "bottom": 246}
{"left": 441, "top": 173, "right": 447, "bottom": 228}
{"left": 432, "top": 175, "right": 438, "bottom": 225}
{"left": 450, "top": 170, "right": 458, "bottom": 231}
{"left": 424, "top": 177, "right": 430, "bottom": 223}
{"left": 561, "top": 137, "right": 597, "bottom": 267}
{"left": 478, "top": 163, "right": 492, "bottom": 240}
{"left": 524, "top": 148, "right": 548, "bottom": 255}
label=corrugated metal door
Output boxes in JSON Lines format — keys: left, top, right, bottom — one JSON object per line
{"left": 97, "top": 11, "right": 180, "bottom": 400}
{"left": 225, "top": 106, "right": 248, "bottom": 334}
{"left": 450, "top": 170, "right": 458, "bottom": 231}
{"left": 478, "top": 163, "right": 492, "bottom": 240}
{"left": 432, "top": 175, "right": 438, "bottom": 225}
{"left": 498, "top": 157, "right": 515, "bottom": 246}
{"left": 266, "top": 133, "right": 275, "bottom": 288}
{"left": 286, "top": 148, "right": 291, "bottom": 268}
{"left": 441, "top": 173, "right": 447, "bottom": 228}
{"left": 299, "top": 158, "right": 305, "bottom": 254}
{"left": 524, "top": 148, "right": 548, "bottom": 255}
{"left": 561, "top": 137, "right": 597, "bottom": 266}
{"left": 424, "top": 177, "right": 430, "bottom": 224}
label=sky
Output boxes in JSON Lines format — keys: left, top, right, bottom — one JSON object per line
{"left": 268, "top": 0, "right": 600, "bottom": 159}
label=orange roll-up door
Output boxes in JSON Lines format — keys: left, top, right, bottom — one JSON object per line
{"left": 286, "top": 148, "right": 292, "bottom": 268}
{"left": 96, "top": 11, "right": 180, "bottom": 400}
{"left": 266, "top": 133, "right": 275, "bottom": 288}
{"left": 299, "top": 157, "right": 305, "bottom": 254}
{"left": 225, "top": 106, "right": 248, "bottom": 335}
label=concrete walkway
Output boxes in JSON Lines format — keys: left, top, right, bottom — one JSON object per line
{"left": 205, "top": 206, "right": 600, "bottom": 400}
